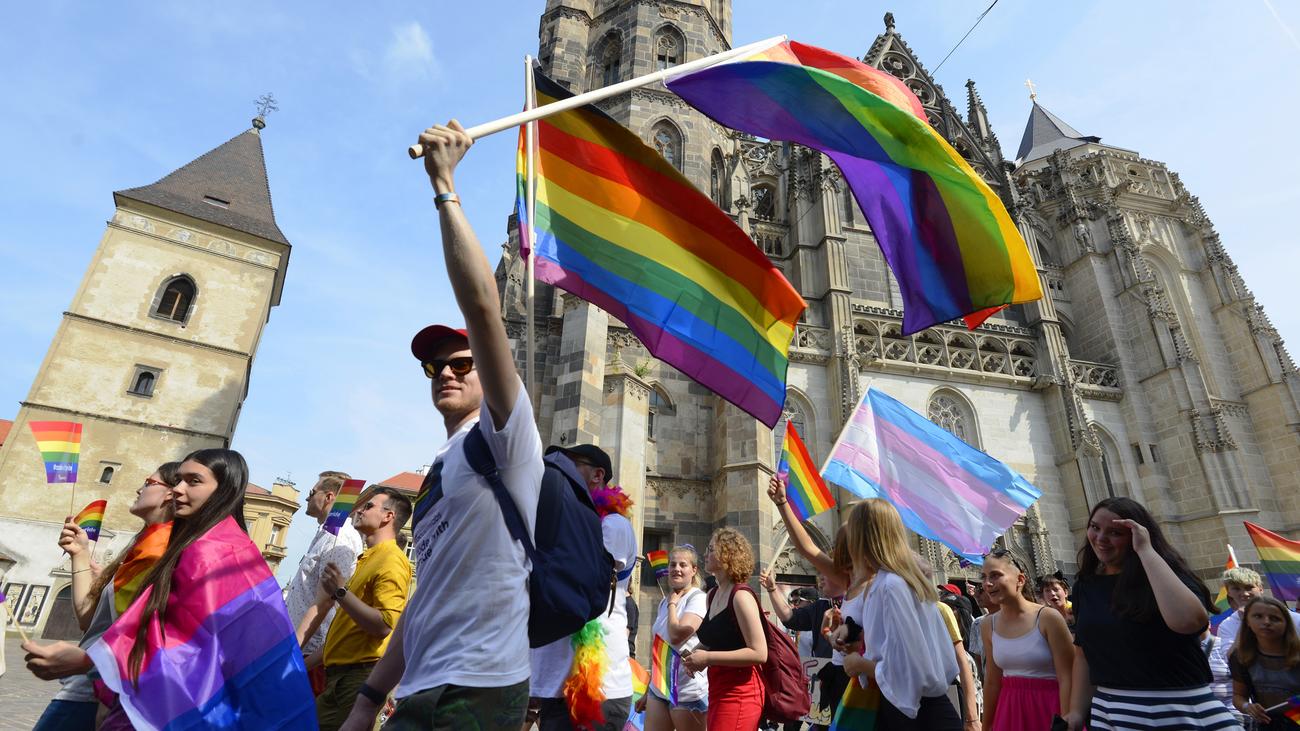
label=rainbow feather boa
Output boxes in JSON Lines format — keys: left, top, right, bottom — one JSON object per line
{"left": 562, "top": 619, "right": 608, "bottom": 729}
{"left": 590, "top": 484, "right": 632, "bottom": 519}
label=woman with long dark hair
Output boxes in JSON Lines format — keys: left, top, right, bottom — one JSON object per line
{"left": 86, "top": 449, "right": 315, "bottom": 730}
{"left": 1062, "top": 497, "right": 1237, "bottom": 730}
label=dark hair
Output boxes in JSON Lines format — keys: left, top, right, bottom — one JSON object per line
{"left": 88, "top": 462, "right": 183, "bottom": 602}
{"left": 1037, "top": 571, "right": 1070, "bottom": 596}
{"left": 128, "top": 449, "right": 250, "bottom": 683}
{"left": 1075, "top": 497, "right": 1212, "bottom": 623}
{"left": 370, "top": 486, "right": 413, "bottom": 532}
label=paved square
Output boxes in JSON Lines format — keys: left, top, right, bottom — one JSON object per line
{"left": 0, "top": 636, "right": 60, "bottom": 730}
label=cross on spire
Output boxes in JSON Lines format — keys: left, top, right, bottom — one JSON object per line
{"left": 1025, "top": 79, "right": 1038, "bottom": 101}
{"left": 252, "top": 93, "right": 278, "bottom": 130}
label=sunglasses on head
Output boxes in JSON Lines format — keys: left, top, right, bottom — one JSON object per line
{"left": 422, "top": 357, "right": 475, "bottom": 379}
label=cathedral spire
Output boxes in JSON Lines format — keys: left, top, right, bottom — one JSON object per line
{"left": 1015, "top": 101, "right": 1100, "bottom": 165}
{"left": 965, "top": 79, "right": 995, "bottom": 145}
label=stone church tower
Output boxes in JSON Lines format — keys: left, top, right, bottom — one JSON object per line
{"left": 501, "top": 4, "right": 1298, "bottom": 649}
{"left": 0, "top": 117, "right": 291, "bottom": 637}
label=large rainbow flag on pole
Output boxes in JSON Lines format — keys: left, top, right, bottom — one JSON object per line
{"left": 28, "top": 420, "right": 83, "bottom": 483}
{"left": 74, "top": 499, "right": 107, "bottom": 542}
{"left": 322, "top": 479, "right": 366, "bottom": 535}
{"left": 87, "top": 516, "right": 314, "bottom": 729}
{"left": 823, "top": 387, "right": 1041, "bottom": 564}
{"left": 1245, "top": 522, "right": 1300, "bottom": 601}
{"left": 779, "top": 424, "right": 835, "bottom": 522}
{"left": 665, "top": 41, "right": 1041, "bottom": 335}
{"left": 515, "top": 72, "right": 806, "bottom": 427}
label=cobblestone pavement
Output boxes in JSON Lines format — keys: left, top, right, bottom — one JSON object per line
{"left": 0, "top": 636, "right": 60, "bottom": 730}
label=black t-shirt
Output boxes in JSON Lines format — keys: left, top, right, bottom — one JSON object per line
{"left": 1072, "top": 572, "right": 1211, "bottom": 689}
{"left": 782, "top": 597, "right": 834, "bottom": 658}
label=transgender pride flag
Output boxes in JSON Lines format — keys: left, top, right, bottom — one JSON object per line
{"left": 823, "top": 388, "right": 1041, "bottom": 565}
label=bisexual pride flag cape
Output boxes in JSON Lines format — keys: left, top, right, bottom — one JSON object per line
{"left": 88, "top": 516, "right": 313, "bottom": 730}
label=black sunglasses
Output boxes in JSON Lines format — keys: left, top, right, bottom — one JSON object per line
{"left": 423, "top": 357, "right": 475, "bottom": 379}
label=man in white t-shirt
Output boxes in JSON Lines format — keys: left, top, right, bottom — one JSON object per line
{"left": 288, "top": 471, "right": 366, "bottom": 659}
{"left": 338, "top": 121, "right": 542, "bottom": 731}
{"left": 528, "top": 444, "right": 637, "bottom": 731}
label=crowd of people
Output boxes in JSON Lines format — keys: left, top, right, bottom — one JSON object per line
{"left": 15, "top": 123, "right": 1300, "bottom": 731}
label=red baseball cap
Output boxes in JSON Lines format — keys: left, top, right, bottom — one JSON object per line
{"left": 410, "top": 325, "right": 468, "bottom": 362}
{"left": 942, "top": 584, "right": 961, "bottom": 595}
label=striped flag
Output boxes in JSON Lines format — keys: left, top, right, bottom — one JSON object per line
{"left": 1245, "top": 522, "right": 1300, "bottom": 601}
{"left": 823, "top": 387, "right": 1041, "bottom": 564}
{"left": 1213, "top": 545, "right": 1239, "bottom": 612}
{"left": 322, "top": 479, "right": 365, "bottom": 535}
{"left": 779, "top": 424, "right": 835, "bottom": 522}
{"left": 28, "top": 420, "right": 83, "bottom": 484}
{"left": 650, "top": 634, "right": 679, "bottom": 703}
{"left": 74, "top": 499, "right": 107, "bottom": 542}
{"left": 516, "top": 72, "right": 806, "bottom": 427}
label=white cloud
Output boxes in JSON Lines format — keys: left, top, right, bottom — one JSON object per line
{"left": 384, "top": 21, "right": 439, "bottom": 81}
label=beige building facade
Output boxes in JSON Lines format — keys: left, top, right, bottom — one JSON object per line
{"left": 499, "top": 2, "right": 1299, "bottom": 655}
{"left": 0, "top": 118, "right": 292, "bottom": 638}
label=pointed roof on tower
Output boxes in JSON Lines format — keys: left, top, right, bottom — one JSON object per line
{"left": 114, "top": 120, "right": 290, "bottom": 246}
{"left": 1015, "top": 101, "right": 1100, "bottom": 165}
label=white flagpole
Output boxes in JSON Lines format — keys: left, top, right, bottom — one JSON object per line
{"left": 1227, "top": 543, "right": 1238, "bottom": 567}
{"left": 408, "top": 35, "right": 787, "bottom": 157}
{"left": 819, "top": 387, "right": 870, "bottom": 474}
{"left": 524, "top": 57, "right": 539, "bottom": 404}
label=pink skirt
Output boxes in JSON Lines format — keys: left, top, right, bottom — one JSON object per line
{"left": 990, "top": 675, "right": 1061, "bottom": 731}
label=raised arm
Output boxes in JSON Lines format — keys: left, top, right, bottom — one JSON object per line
{"left": 759, "top": 569, "right": 795, "bottom": 623}
{"left": 58, "top": 519, "right": 100, "bottom": 630}
{"left": 765, "top": 476, "right": 838, "bottom": 578}
{"left": 1115, "top": 519, "right": 1207, "bottom": 634}
{"left": 417, "top": 120, "right": 519, "bottom": 428}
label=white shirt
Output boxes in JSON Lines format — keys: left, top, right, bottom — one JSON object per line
{"left": 398, "top": 383, "right": 543, "bottom": 695}
{"left": 858, "top": 572, "right": 960, "bottom": 719}
{"left": 832, "top": 589, "right": 868, "bottom": 667}
{"left": 284, "top": 518, "right": 364, "bottom": 655}
{"left": 649, "top": 587, "right": 708, "bottom": 702}
{"left": 530, "top": 511, "right": 637, "bottom": 699}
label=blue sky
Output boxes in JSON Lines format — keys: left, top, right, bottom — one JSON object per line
{"left": 3, "top": 1, "right": 1298, "bottom": 580}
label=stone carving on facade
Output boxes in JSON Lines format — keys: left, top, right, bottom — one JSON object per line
{"left": 1073, "top": 221, "right": 1095, "bottom": 253}
{"left": 850, "top": 317, "right": 1037, "bottom": 380}
{"left": 647, "top": 477, "right": 711, "bottom": 500}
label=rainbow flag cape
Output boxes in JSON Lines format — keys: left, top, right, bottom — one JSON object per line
{"left": 75, "top": 499, "right": 108, "bottom": 542}
{"left": 780, "top": 424, "right": 834, "bottom": 522}
{"left": 666, "top": 41, "right": 1041, "bottom": 335}
{"left": 1213, "top": 544, "right": 1239, "bottom": 612}
{"left": 28, "top": 420, "right": 83, "bottom": 483}
{"left": 647, "top": 550, "right": 670, "bottom": 579}
{"left": 823, "top": 387, "right": 1041, "bottom": 564}
{"left": 516, "top": 72, "right": 806, "bottom": 427}
{"left": 322, "top": 479, "right": 366, "bottom": 535}
{"left": 114, "top": 522, "right": 172, "bottom": 616}
{"left": 1245, "top": 522, "right": 1300, "bottom": 601}
{"left": 650, "top": 634, "right": 679, "bottom": 703}
{"left": 87, "top": 516, "right": 313, "bottom": 730}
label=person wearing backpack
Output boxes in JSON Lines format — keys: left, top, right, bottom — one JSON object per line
{"left": 682, "top": 527, "right": 768, "bottom": 730}
{"left": 528, "top": 444, "right": 637, "bottom": 731}
{"left": 338, "top": 121, "right": 543, "bottom": 731}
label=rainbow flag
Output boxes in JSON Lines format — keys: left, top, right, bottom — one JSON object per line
{"left": 1210, "top": 608, "right": 1234, "bottom": 635}
{"left": 87, "top": 516, "right": 313, "bottom": 729}
{"left": 780, "top": 424, "right": 834, "bottom": 522}
{"left": 1245, "top": 522, "right": 1300, "bottom": 601}
{"left": 516, "top": 72, "right": 806, "bottom": 427}
{"left": 1283, "top": 695, "right": 1300, "bottom": 723}
{"left": 28, "top": 420, "right": 83, "bottom": 484}
{"left": 322, "top": 479, "right": 366, "bottom": 535}
{"left": 647, "top": 550, "right": 670, "bottom": 579}
{"left": 829, "top": 675, "right": 881, "bottom": 731}
{"left": 650, "top": 634, "right": 678, "bottom": 703}
{"left": 666, "top": 41, "right": 1042, "bottom": 335}
{"left": 1213, "top": 544, "right": 1239, "bottom": 612}
{"left": 74, "top": 499, "right": 107, "bottom": 542}
{"left": 823, "top": 387, "right": 1041, "bottom": 564}
{"left": 114, "top": 522, "right": 172, "bottom": 615}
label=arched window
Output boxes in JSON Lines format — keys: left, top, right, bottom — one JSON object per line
{"left": 153, "top": 275, "right": 196, "bottom": 324}
{"left": 99, "top": 466, "right": 115, "bottom": 484}
{"left": 775, "top": 390, "right": 815, "bottom": 465}
{"left": 128, "top": 366, "right": 160, "bottom": 397}
{"left": 751, "top": 184, "right": 775, "bottom": 220}
{"left": 651, "top": 121, "right": 683, "bottom": 171}
{"left": 710, "top": 148, "right": 728, "bottom": 207}
{"left": 926, "top": 389, "right": 980, "bottom": 448}
{"left": 654, "top": 26, "right": 684, "bottom": 71}
{"left": 597, "top": 36, "right": 622, "bottom": 88}
{"left": 647, "top": 385, "right": 674, "bottom": 440}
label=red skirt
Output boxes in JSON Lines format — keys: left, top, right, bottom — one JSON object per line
{"left": 990, "top": 675, "right": 1061, "bottom": 731}
{"left": 707, "top": 664, "right": 765, "bottom": 731}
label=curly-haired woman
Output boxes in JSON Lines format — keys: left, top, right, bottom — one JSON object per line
{"left": 681, "top": 527, "right": 767, "bottom": 731}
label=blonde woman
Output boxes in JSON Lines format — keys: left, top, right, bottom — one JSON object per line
{"left": 839, "top": 500, "right": 961, "bottom": 730}
{"left": 636, "top": 545, "right": 708, "bottom": 731}
{"left": 681, "top": 528, "right": 767, "bottom": 731}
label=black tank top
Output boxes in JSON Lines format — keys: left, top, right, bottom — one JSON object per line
{"left": 695, "top": 583, "right": 756, "bottom": 651}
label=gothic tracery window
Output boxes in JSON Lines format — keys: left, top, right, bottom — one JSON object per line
{"left": 655, "top": 27, "right": 683, "bottom": 71}
{"left": 710, "top": 148, "right": 727, "bottom": 207}
{"left": 651, "top": 122, "right": 682, "bottom": 170}
{"left": 598, "top": 36, "right": 622, "bottom": 87}
{"left": 926, "top": 390, "right": 979, "bottom": 448}
{"left": 751, "top": 184, "right": 775, "bottom": 220}
{"left": 647, "top": 385, "right": 674, "bottom": 440}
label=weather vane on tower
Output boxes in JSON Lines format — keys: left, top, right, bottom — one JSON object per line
{"left": 253, "top": 92, "right": 278, "bottom": 130}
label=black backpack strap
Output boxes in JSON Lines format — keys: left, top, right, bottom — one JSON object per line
{"left": 464, "top": 424, "right": 538, "bottom": 564}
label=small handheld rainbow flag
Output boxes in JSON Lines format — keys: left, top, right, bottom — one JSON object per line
{"left": 650, "top": 634, "right": 679, "bottom": 703}
{"left": 647, "top": 550, "right": 670, "bottom": 579}
{"left": 1213, "top": 544, "right": 1239, "bottom": 612}
{"left": 780, "top": 424, "right": 835, "bottom": 522}
{"left": 323, "top": 479, "right": 366, "bottom": 535}
{"left": 1245, "top": 522, "right": 1300, "bottom": 601}
{"left": 1285, "top": 695, "right": 1300, "bottom": 723}
{"left": 29, "top": 421, "right": 83, "bottom": 484}
{"left": 74, "top": 499, "right": 108, "bottom": 542}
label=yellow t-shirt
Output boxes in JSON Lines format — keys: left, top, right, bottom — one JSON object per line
{"left": 936, "top": 601, "right": 962, "bottom": 645}
{"left": 322, "top": 539, "right": 412, "bottom": 666}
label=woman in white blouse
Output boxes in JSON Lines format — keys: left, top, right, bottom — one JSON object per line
{"left": 635, "top": 545, "right": 708, "bottom": 731}
{"left": 838, "top": 499, "right": 963, "bottom": 730}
